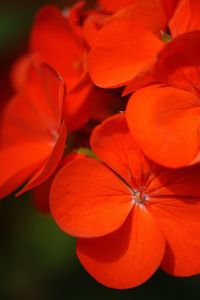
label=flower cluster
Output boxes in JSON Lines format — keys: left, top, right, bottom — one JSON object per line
{"left": 1, "top": 0, "right": 200, "bottom": 290}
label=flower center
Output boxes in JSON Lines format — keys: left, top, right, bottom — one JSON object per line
{"left": 132, "top": 190, "right": 149, "bottom": 206}
{"left": 160, "top": 30, "right": 172, "bottom": 43}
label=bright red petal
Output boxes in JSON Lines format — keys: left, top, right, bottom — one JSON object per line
{"left": 169, "top": 0, "right": 200, "bottom": 37}
{"left": 17, "top": 121, "right": 67, "bottom": 195}
{"left": 154, "top": 31, "right": 200, "bottom": 94}
{"left": 149, "top": 171, "right": 200, "bottom": 276}
{"left": 77, "top": 207, "right": 165, "bottom": 289}
{"left": 50, "top": 157, "right": 133, "bottom": 238}
{"left": 83, "top": 12, "right": 108, "bottom": 48}
{"left": 109, "top": 1, "right": 168, "bottom": 35}
{"left": 0, "top": 143, "right": 51, "bottom": 199}
{"left": 140, "top": 158, "right": 200, "bottom": 276}
{"left": 162, "top": 0, "right": 180, "bottom": 18}
{"left": 98, "top": 0, "right": 170, "bottom": 23}
{"left": 10, "top": 54, "right": 35, "bottom": 91}
{"left": 123, "top": 66, "right": 155, "bottom": 95}
{"left": 89, "top": 20, "right": 163, "bottom": 88}
{"left": 1, "top": 63, "right": 65, "bottom": 146}
{"left": 30, "top": 5, "right": 86, "bottom": 91}
{"left": 89, "top": 0, "right": 167, "bottom": 88}
{"left": 0, "top": 62, "right": 66, "bottom": 197}
{"left": 126, "top": 85, "right": 200, "bottom": 168}
{"left": 91, "top": 114, "right": 155, "bottom": 187}
{"left": 31, "top": 152, "right": 85, "bottom": 214}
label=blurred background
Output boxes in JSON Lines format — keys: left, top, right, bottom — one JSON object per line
{"left": 0, "top": 1, "right": 200, "bottom": 299}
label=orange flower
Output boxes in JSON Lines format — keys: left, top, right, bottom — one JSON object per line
{"left": 50, "top": 114, "right": 200, "bottom": 289}
{"left": 0, "top": 61, "right": 66, "bottom": 199}
{"left": 89, "top": 0, "right": 199, "bottom": 91}
{"left": 126, "top": 31, "right": 200, "bottom": 168}
{"left": 27, "top": 3, "right": 117, "bottom": 131}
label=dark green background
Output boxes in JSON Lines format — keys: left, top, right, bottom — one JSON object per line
{"left": 0, "top": 1, "right": 199, "bottom": 299}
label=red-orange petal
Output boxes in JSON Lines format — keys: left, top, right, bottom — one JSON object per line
{"left": 143, "top": 160, "right": 200, "bottom": 276}
{"left": 98, "top": 0, "right": 171, "bottom": 22}
{"left": 109, "top": 1, "right": 168, "bottom": 36}
{"left": 31, "top": 152, "right": 85, "bottom": 214}
{"left": 30, "top": 5, "right": 86, "bottom": 91}
{"left": 1, "top": 63, "right": 65, "bottom": 146}
{"left": 83, "top": 12, "right": 108, "bottom": 48}
{"left": 77, "top": 207, "right": 165, "bottom": 289}
{"left": 16, "top": 121, "right": 67, "bottom": 195}
{"left": 50, "top": 157, "right": 133, "bottom": 238}
{"left": 169, "top": 0, "right": 200, "bottom": 37}
{"left": 150, "top": 195, "right": 200, "bottom": 276}
{"left": 154, "top": 31, "right": 200, "bottom": 94}
{"left": 89, "top": 20, "right": 163, "bottom": 88}
{"left": 126, "top": 85, "right": 200, "bottom": 168}
{"left": 0, "top": 62, "right": 66, "bottom": 197}
{"left": 91, "top": 114, "right": 153, "bottom": 187}
{"left": 162, "top": 0, "right": 180, "bottom": 18}
{"left": 10, "top": 54, "right": 35, "bottom": 92}
{"left": 0, "top": 143, "right": 51, "bottom": 199}
{"left": 123, "top": 66, "right": 155, "bottom": 95}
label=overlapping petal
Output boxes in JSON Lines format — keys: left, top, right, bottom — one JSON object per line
{"left": 169, "top": 0, "right": 200, "bottom": 37}
{"left": 91, "top": 114, "right": 152, "bottom": 187}
{"left": 32, "top": 152, "right": 85, "bottom": 214}
{"left": 1, "top": 63, "right": 65, "bottom": 146}
{"left": 30, "top": 5, "right": 86, "bottom": 91}
{"left": 0, "top": 62, "right": 66, "bottom": 198}
{"left": 162, "top": 0, "right": 180, "bottom": 18}
{"left": 139, "top": 156, "right": 200, "bottom": 276}
{"left": 77, "top": 208, "right": 165, "bottom": 289}
{"left": 0, "top": 143, "right": 51, "bottom": 199}
{"left": 17, "top": 122, "right": 66, "bottom": 195}
{"left": 50, "top": 157, "right": 133, "bottom": 238}
{"left": 89, "top": 1, "right": 166, "bottom": 88}
{"left": 89, "top": 21, "right": 163, "bottom": 88}
{"left": 126, "top": 85, "right": 200, "bottom": 168}
{"left": 154, "top": 31, "right": 200, "bottom": 93}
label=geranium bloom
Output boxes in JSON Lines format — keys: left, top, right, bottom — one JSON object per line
{"left": 27, "top": 3, "right": 119, "bottom": 131}
{"left": 126, "top": 31, "right": 200, "bottom": 168}
{"left": 0, "top": 61, "right": 66, "bottom": 199}
{"left": 50, "top": 114, "right": 200, "bottom": 289}
{"left": 89, "top": 0, "right": 199, "bottom": 91}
